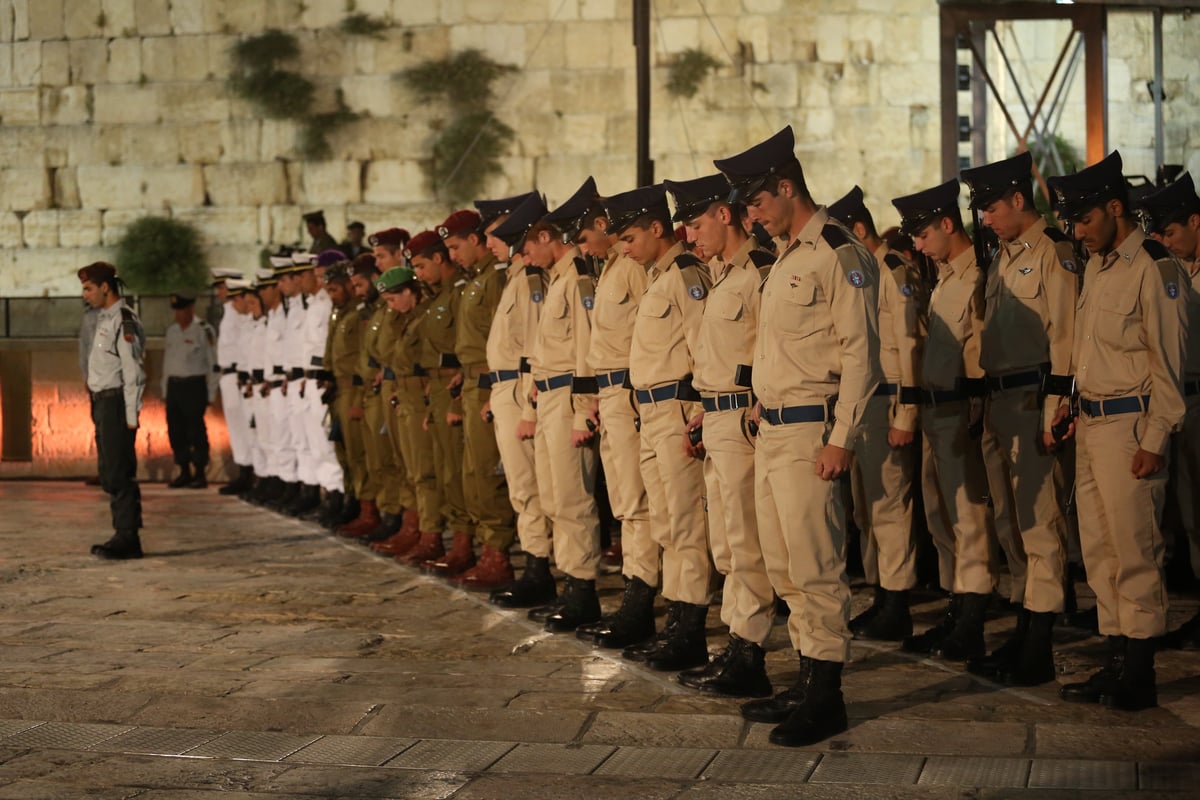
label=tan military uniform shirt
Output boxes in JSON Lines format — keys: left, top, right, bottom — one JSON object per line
{"left": 1183, "top": 259, "right": 1200, "bottom": 381}
{"left": 325, "top": 300, "right": 365, "bottom": 406}
{"left": 588, "top": 246, "right": 650, "bottom": 372}
{"left": 1072, "top": 227, "right": 1188, "bottom": 456}
{"left": 874, "top": 243, "right": 924, "bottom": 432}
{"left": 455, "top": 252, "right": 503, "bottom": 369}
{"left": 629, "top": 241, "right": 710, "bottom": 389}
{"left": 754, "top": 207, "right": 882, "bottom": 450}
{"left": 982, "top": 218, "right": 1078, "bottom": 429}
{"left": 487, "top": 255, "right": 541, "bottom": 423}
{"left": 693, "top": 237, "right": 766, "bottom": 394}
{"left": 531, "top": 245, "right": 596, "bottom": 430}
{"left": 922, "top": 248, "right": 985, "bottom": 390}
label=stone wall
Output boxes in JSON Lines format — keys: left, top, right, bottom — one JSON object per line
{"left": 1, "top": 0, "right": 1198, "bottom": 299}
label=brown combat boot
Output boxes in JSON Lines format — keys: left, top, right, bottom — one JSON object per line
{"left": 423, "top": 530, "right": 476, "bottom": 576}
{"left": 336, "top": 499, "right": 379, "bottom": 538}
{"left": 398, "top": 531, "right": 444, "bottom": 566}
{"left": 452, "top": 545, "right": 515, "bottom": 591}
{"left": 371, "top": 526, "right": 421, "bottom": 556}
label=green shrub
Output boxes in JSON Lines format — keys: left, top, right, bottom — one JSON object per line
{"left": 666, "top": 48, "right": 722, "bottom": 99}
{"left": 115, "top": 217, "right": 210, "bottom": 296}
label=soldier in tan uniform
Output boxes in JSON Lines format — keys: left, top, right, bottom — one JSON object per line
{"left": 1137, "top": 174, "right": 1200, "bottom": 649}
{"left": 402, "top": 231, "right": 475, "bottom": 574}
{"left": 890, "top": 181, "right": 1001, "bottom": 656}
{"left": 827, "top": 186, "right": 923, "bottom": 641}
{"left": 958, "top": 152, "right": 1075, "bottom": 683}
{"left": 603, "top": 184, "right": 713, "bottom": 673}
{"left": 492, "top": 196, "right": 604, "bottom": 633}
{"left": 715, "top": 126, "right": 882, "bottom": 747}
{"left": 667, "top": 173, "right": 777, "bottom": 697}
{"left": 439, "top": 208, "right": 518, "bottom": 589}
{"left": 1050, "top": 152, "right": 1189, "bottom": 710}
{"left": 480, "top": 195, "right": 558, "bottom": 609}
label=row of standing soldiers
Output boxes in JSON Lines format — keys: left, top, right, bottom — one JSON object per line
{"left": 209, "top": 127, "right": 1200, "bottom": 748}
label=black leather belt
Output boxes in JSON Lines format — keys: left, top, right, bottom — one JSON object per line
{"left": 634, "top": 380, "right": 700, "bottom": 405}
{"left": 921, "top": 389, "right": 967, "bottom": 406}
{"left": 488, "top": 369, "right": 520, "bottom": 385}
{"left": 221, "top": 367, "right": 237, "bottom": 375}
{"left": 367, "top": 356, "right": 380, "bottom": 369}
{"left": 874, "top": 382, "right": 898, "bottom": 397}
{"left": 534, "top": 374, "right": 572, "bottom": 393}
{"left": 305, "top": 369, "right": 330, "bottom": 380}
{"left": 289, "top": 367, "right": 304, "bottom": 380}
{"left": 701, "top": 392, "right": 754, "bottom": 412}
{"left": 596, "top": 369, "right": 629, "bottom": 390}
{"left": 252, "top": 369, "right": 264, "bottom": 382}
{"left": 91, "top": 387, "right": 122, "bottom": 399}
{"left": 761, "top": 404, "right": 828, "bottom": 426}
{"left": 268, "top": 379, "right": 284, "bottom": 388}
{"left": 1080, "top": 395, "right": 1150, "bottom": 418}
{"left": 987, "top": 369, "right": 1042, "bottom": 392}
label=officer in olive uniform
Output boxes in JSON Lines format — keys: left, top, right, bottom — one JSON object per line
{"left": 668, "top": 173, "right": 777, "bottom": 697}
{"left": 715, "top": 126, "right": 882, "bottom": 747}
{"left": 162, "top": 294, "right": 217, "bottom": 489}
{"left": 80, "top": 261, "right": 146, "bottom": 560}
{"left": 1050, "top": 152, "right": 1189, "bottom": 711}
{"left": 827, "top": 186, "right": 924, "bottom": 641}
{"left": 959, "top": 152, "right": 1075, "bottom": 684}
{"left": 304, "top": 210, "right": 339, "bottom": 254}
{"left": 440, "top": 208, "right": 518, "bottom": 589}
{"left": 321, "top": 262, "right": 367, "bottom": 529}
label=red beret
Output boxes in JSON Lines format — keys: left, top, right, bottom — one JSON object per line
{"left": 369, "top": 227, "right": 411, "bottom": 249}
{"left": 437, "top": 210, "right": 482, "bottom": 240}
{"left": 403, "top": 230, "right": 443, "bottom": 260}
{"left": 78, "top": 261, "right": 117, "bottom": 285}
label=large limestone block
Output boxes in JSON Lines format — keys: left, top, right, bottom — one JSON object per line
{"left": 218, "top": 119, "right": 263, "bottom": 162}
{"left": 21, "top": 209, "right": 59, "bottom": 248}
{"left": 657, "top": 17, "right": 700, "bottom": 55}
{"left": 753, "top": 62, "right": 799, "bottom": 108}
{"left": 175, "top": 206, "right": 261, "bottom": 245}
{"left": 524, "top": 20, "right": 565, "bottom": 70}
{"left": 0, "top": 167, "right": 51, "bottom": 210}
{"left": 107, "top": 38, "right": 142, "bottom": 83}
{"left": 448, "top": 23, "right": 526, "bottom": 67}
{"left": 815, "top": 13, "right": 849, "bottom": 64}
{"left": 68, "top": 38, "right": 108, "bottom": 83}
{"left": 266, "top": 204, "right": 304, "bottom": 247}
{"left": 79, "top": 165, "right": 145, "bottom": 208}
{"left": 563, "top": 21, "right": 616, "bottom": 70}
{"left": 579, "top": 0, "right": 617, "bottom": 20}
{"left": 557, "top": 111, "right": 615, "bottom": 155}
{"left": 363, "top": 160, "right": 428, "bottom": 205}
{"left": 551, "top": 68, "right": 626, "bottom": 114}
{"left": 92, "top": 84, "right": 160, "bottom": 124}
{"left": 1, "top": 0, "right": 30, "bottom": 42}
{"left": 40, "top": 86, "right": 91, "bottom": 125}
{"left": 54, "top": 166, "right": 81, "bottom": 208}
{"left": 476, "top": 154, "right": 534, "bottom": 200}
{"left": 168, "top": 0, "right": 207, "bottom": 34}
{"left": 297, "top": 161, "right": 362, "bottom": 206}
{"left": 340, "top": 74, "right": 399, "bottom": 116}
{"left": 219, "top": 0, "right": 267, "bottom": 34}
{"left": 101, "top": 207, "right": 149, "bottom": 244}
{"left": 133, "top": 0, "right": 171, "bottom": 35}
{"left": 78, "top": 164, "right": 205, "bottom": 209}
{"left": 0, "top": 212, "right": 22, "bottom": 247}
{"left": 879, "top": 62, "right": 937, "bottom": 107}
{"left": 5, "top": 126, "right": 47, "bottom": 167}
{"left": 12, "top": 41, "right": 42, "bottom": 85}
{"left": 206, "top": 34, "right": 234, "bottom": 79}
{"left": 100, "top": 0, "right": 136, "bottom": 35}
{"left": 535, "top": 154, "right": 635, "bottom": 206}
{"left": 298, "top": 0, "right": 343, "bottom": 28}
{"left": 28, "top": 0, "right": 65, "bottom": 40}
{"left": 140, "top": 36, "right": 175, "bottom": 81}
{"left": 202, "top": 163, "right": 288, "bottom": 207}
{"left": 58, "top": 209, "right": 103, "bottom": 247}
{"left": 173, "top": 34, "right": 212, "bottom": 81}
{"left": 158, "top": 82, "right": 230, "bottom": 123}
{"left": 64, "top": 0, "right": 102, "bottom": 39}
{"left": 0, "top": 45, "right": 10, "bottom": 87}
{"left": 41, "top": 41, "right": 70, "bottom": 86}
{"left": 394, "top": 0, "right": 438, "bottom": 25}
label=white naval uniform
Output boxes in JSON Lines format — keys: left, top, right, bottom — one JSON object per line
{"left": 216, "top": 301, "right": 253, "bottom": 468}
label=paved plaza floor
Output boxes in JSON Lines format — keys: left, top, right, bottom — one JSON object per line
{"left": 0, "top": 480, "right": 1198, "bottom": 798}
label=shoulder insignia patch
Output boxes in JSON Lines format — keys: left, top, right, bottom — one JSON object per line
{"left": 581, "top": 294, "right": 594, "bottom": 310}
{"left": 531, "top": 290, "right": 543, "bottom": 304}
{"left": 1167, "top": 281, "right": 1180, "bottom": 299}
{"left": 900, "top": 283, "right": 914, "bottom": 297}
{"left": 820, "top": 222, "right": 849, "bottom": 250}
{"left": 674, "top": 253, "right": 711, "bottom": 301}
{"left": 1051, "top": 239, "right": 1080, "bottom": 274}
{"left": 574, "top": 257, "right": 597, "bottom": 310}
{"left": 847, "top": 269, "right": 866, "bottom": 288}
{"left": 1155, "top": 256, "right": 1186, "bottom": 301}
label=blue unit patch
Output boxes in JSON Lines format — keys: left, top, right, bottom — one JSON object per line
{"left": 689, "top": 285, "right": 705, "bottom": 300}
{"left": 531, "top": 291, "right": 543, "bottom": 303}
{"left": 848, "top": 270, "right": 865, "bottom": 288}
{"left": 1167, "top": 281, "right": 1180, "bottom": 299}
{"left": 900, "top": 284, "right": 913, "bottom": 297}
{"left": 582, "top": 295, "right": 594, "bottom": 310}
{"left": 1063, "top": 260, "right": 1078, "bottom": 273}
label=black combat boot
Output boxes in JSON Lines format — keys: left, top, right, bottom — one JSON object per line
{"left": 932, "top": 592, "right": 988, "bottom": 661}
{"left": 998, "top": 611, "right": 1057, "bottom": 686}
{"left": 678, "top": 634, "right": 773, "bottom": 698}
{"left": 1061, "top": 636, "right": 1126, "bottom": 704}
{"left": 312, "top": 490, "right": 343, "bottom": 527}
{"left": 286, "top": 484, "right": 322, "bottom": 517}
{"left": 335, "top": 494, "right": 360, "bottom": 527}
{"left": 544, "top": 576, "right": 602, "bottom": 633}
{"left": 643, "top": 602, "right": 709, "bottom": 672}
{"left": 902, "top": 594, "right": 961, "bottom": 654}
{"left": 1101, "top": 637, "right": 1157, "bottom": 711}
{"left": 362, "top": 511, "right": 403, "bottom": 542}
{"left": 167, "top": 465, "right": 192, "bottom": 489}
{"left": 851, "top": 588, "right": 912, "bottom": 641}
{"left": 848, "top": 585, "right": 883, "bottom": 634}
{"left": 490, "top": 554, "right": 557, "bottom": 608}
{"left": 623, "top": 602, "right": 681, "bottom": 663}
{"left": 968, "top": 608, "right": 1030, "bottom": 679}
{"left": 91, "top": 529, "right": 143, "bottom": 560}
{"left": 588, "top": 577, "right": 657, "bottom": 649}
{"left": 768, "top": 657, "right": 849, "bottom": 747}
{"left": 741, "top": 651, "right": 810, "bottom": 723}
{"left": 267, "top": 481, "right": 300, "bottom": 513}
{"left": 219, "top": 465, "right": 254, "bottom": 496}
{"left": 249, "top": 476, "right": 283, "bottom": 506}
{"left": 186, "top": 465, "right": 208, "bottom": 489}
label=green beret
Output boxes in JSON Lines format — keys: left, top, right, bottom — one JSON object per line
{"left": 376, "top": 266, "right": 417, "bottom": 293}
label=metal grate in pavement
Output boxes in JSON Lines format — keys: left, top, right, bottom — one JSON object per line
{"left": 1139, "top": 762, "right": 1200, "bottom": 791}
{"left": 702, "top": 749, "right": 820, "bottom": 783}
{"left": 809, "top": 753, "right": 924, "bottom": 785}
{"left": 488, "top": 742, "right": 616, "bottom": 775}
{"left": 1029, "top": 758, "right": 1138, "bottom": 790}
{"left": 918, "top": 756, "right": 1031, "bottom": 788}
{"left": 592, "top": 746, "right": 717, "bottom": 779}
{"left": 285, "top": 734, "right": 416, "bottom": 766}
{"left": 185, "top": 730, "right": 320, "bottom": 761}
{"left": 0, "top": 721, "right": 133, "bottom": 750}
{"left": 91, "top": 726, "right": 222, "bottom": 756}
{"left": 0, "top": 720, "right": 43, "bottom": 739}
{"left": 386, "top": 739, "right": 516, "bottom": 772}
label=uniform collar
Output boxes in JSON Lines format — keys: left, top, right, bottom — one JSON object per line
{"left": 945, "top": 246, "right": 977, "bottom": 281}
{"left": 710, "top": 236, "right": 756, "bottom": 283}
{"left": 550, "top": 245, "right": 580, "bottom": 281}
{"left": 1004, "top": 216, "right": 1048, "bottom": 256}
{"left": 649, "top": 241, "right": 686, "bottom": 278}
{"left": 873, "top": 242, "right": 890, "bottom": 262}
{"left": 471, "top": 252, "right": 498, "bottom": 277}
{"left": 1103, "top": 226, "right": 1145, "bottom": 270}
{"left": 783, "top": 206, "right": 830, "bottom": 257}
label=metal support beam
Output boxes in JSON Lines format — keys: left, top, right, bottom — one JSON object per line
{"left": 940, "top": 9, "right": 959, "bottom": 181}
{"left": 1153, "top": 7, "right": 1165, "bottom": 170}
{"left": 633, "top": 0, "right": 653, "bottom": 187}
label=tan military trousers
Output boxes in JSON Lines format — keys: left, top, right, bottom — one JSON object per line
{"left": 333, "top": 389, "right": 367, "bottom": 498}
{"left": 490, "top": 376, "right": 551, "bottom": 558}
{"left": 392, "top": 378, "right": 442, "bottom": 532}
{"left": 597, "top": 384, "right": 657, "bottom": 587}
{"left": 985, "top": 388, "right": 1069, "bottom": 613}
{"left": 756, "top": 418, "right": 850, "bottom": 663}
{"left": 364, "top": 389, "right": 411, "bottom": 516}
{"left": 851, "top": 395, "right": 918, "bottom": 591}
{"left": 639, "top": 398, "right": 710, "bottom": 606}
{"left": 462, "top": 376, "right": 516, "bottom": 552}
{"left": 920, "top": 433, "right": 953, "bottom": 588}
{"left": 1171, "top": 397, "right": 1200, "bottom": 570}
{"left": 533, "top": 384, "right": 600, "bottom": 578}
{"left": 922, "top": 403, "right": 997, "bottom": 595}
{"left": 427, "top": 372, "right": 472, "bottom": 533}
{"left": 1076, "top": 411, "right": 1169, "bottom": 638}
{"left": 982, "top": 424, "right": 1027, "bottom": 604}
{"left": 703, "top": 406, "right": 774, "bottom": 644}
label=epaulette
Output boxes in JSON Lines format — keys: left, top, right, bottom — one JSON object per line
{"left": 1045, "top": 225, "right": 1080, "bottom": 274}
{"left": 823, "top": 223, "right": 871, "bottom": 288}
{"left": 887, "top": 260, "right": 916, "bottom": 298}
{"left": 574, "top": 256, "right": 596, "bottom": 311}
{"left": 525, "top": 265, "right": 545, "bottom": 304}
{"left": 748, "top": 249, "right": 776, "bottom": 281}
{"left": 1143, "top": 238, "right": 1171, "bottom": 261}
{"left": 119, "top": 306, "right": 139, "bottom": 342}
{"left": 673, "top": 253, "right": 711, "bottom": 301}
{"left": 883, "top": 252, "right": 906, "bottom": 271}
{"left": 1146, "top": 240, "right": 1186, "bottom": 300}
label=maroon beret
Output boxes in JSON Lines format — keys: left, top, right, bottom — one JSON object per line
{"left": 78, "top": 261, "right": 117, "bottom": 285}
{"left": 437, "top": 210, "right": 481, "bottom": 240}
{"left": 368, "top": 227, "right": 411, "bottom": 249}
{"left": 403, "top": 230, "right": 442, "bottom": 260}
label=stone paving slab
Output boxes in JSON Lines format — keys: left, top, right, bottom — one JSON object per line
{"left": 0, "top": 481, "right": 1198, "bottom": 797}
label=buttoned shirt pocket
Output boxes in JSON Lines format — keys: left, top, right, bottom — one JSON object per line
{"left": 1009, "top": 269, "right": 1042, "bottom": 299}
{"left": 706, "top": 290, "right": 744, "bottom": 323}
{"left": 1097, "top": 284, "right": 1138, "bottom": 349}
{"left": 774, "top": 277, "right": 819, "bottom": 338}
{"left": 595, "top": 285, "right": 632, "bottom": 330}
{"left": 542, "top": 293, "right": 572, "bottom": 340}
{"left": 637, "top": 292, "right": 673, "bottom": 338}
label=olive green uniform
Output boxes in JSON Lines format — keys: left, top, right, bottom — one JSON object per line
{"left": 326, "top": 300, "right": 367, "bottom": 497}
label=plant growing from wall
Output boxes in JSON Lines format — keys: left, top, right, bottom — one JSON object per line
{"left": 399, "top": 49, "right": 517, "bottom": 203}
{"left": 666, "top": 48, "right": 722, "bottom": 99}
{"left": 340, "top": 12, "right": 390, "bottom": 38}
{"left": 115, "top": 217, "right": 210, "bottom": 296}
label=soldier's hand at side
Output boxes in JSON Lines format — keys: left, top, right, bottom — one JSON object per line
{"left": 1048, "top": 404, "right": 1075, "bottom": 445}
{"left": 587, "top": 401, "right": 600, "bottom": 432}
{"left": 887, "top": 427, "right": 914, "bottom": 448}
{"left": 446, "top": 410, "right": 464, "bottom": 427}
{"left": 372, "top": 371, "right": 383, "bottom": 389}
{"left": 683, "top": 412, "right": 705, "bottom": 459}
{"left": 571, "top": 428, "right": 594, "bottom": 448}
{"left": 815, "top": 444, "right": 852, "bottom": 481}
{"left": 448, "top": 371, "right": 464, "bottom": 391}
{"left": 1131, "top": 448, "right": 1166, "bottom": 479}
{"left": 480, "top": 400, "right": 492, "bottom": 423}
{"left": 348, "top": 404, "right": 364, "bottom": 420}
{"left": 750, "top": 402, "right": 763, "bottom": 427}
{"left": 517, "top": 420, "right": 536, "bottom": 441}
